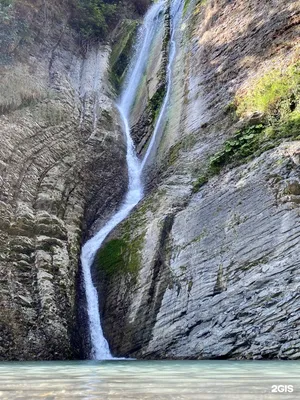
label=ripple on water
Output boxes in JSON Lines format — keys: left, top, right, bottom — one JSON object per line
{"left": 0, "top": 360, "right": 299, "bottom": 399}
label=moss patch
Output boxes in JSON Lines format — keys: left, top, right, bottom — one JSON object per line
{"left": 168, "top": 141, "right": 182, "bottom": 166}
{"left": 192, "top": 175, "right": 208, "bottom": 192}
{"left": 167, "top": 134, "right": 197, "bottom": 167}
{"left": 109, "top": 19, "right": 139, "bottom": 91}
{"left": 183, "top": 0, "right": 191, "bottom": 15}
{"left": 149, "top": 85, "right": 166, "bottom": 119}
{"left": 236, "top": 63, "right": 300, "bottom": 116}
{"left": 96, "top": 191, "right": 166, "bottom": 279}
{"left": 97, "top": 232, "right": 145, "bottom": 278}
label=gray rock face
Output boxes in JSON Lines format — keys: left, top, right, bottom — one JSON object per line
{"left": 2, "top": 0, "right": 300, "bottom": 361}
{"left": 144, "top": 144, "right": 300, "bottom": 359}
{"left": 100, "top": 144, "right": 300, "bottom": 360}
{"left": 0, "top": 2, "right": 127, "bottom": 360}
{"left": 98, "top": 0, "right": 300, "bottom": 360}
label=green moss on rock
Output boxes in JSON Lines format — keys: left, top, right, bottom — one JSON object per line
{"left": 97, "top": 239, "right": 126, "bottom": 276}
{"left": 109, "top": 19, "right": 139, "bottom": 91}
{"left": 192, "top": 175, "right": 208, "bottom": 192}
{"left": 236, "top": 63, "right": 300, "bottom": 117}
{"left": 167, "top": 135, "right": 197, "bottom": 167}
{"left": 149, "top": 85, "right": 166, "bottom": 119}
{"left": 167, "top": 141, "right": 182, "bottom": 166}
{"left": 183, "top": 0, "right": 190, "bottom": 15}
{"left": 97, "top": 232, "right": 145, "bottom": 278}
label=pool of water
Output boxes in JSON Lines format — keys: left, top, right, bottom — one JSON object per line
{"left": 0, "top": 360, "right": 299, "bottom": 399}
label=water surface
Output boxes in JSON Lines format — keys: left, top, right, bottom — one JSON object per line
{"left": 0, "top": 360, "right": 299, "bottom": 399}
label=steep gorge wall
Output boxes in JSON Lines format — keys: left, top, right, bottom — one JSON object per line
{"left": 98, "top": 0, "right": 300, "bottom": 359}
{"left": 0, "top": 0, "right": 137, "bottom": 360}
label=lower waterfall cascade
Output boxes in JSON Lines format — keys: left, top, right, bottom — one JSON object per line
{"left": 80, "top": 0, "right": 184, "bottom": 360}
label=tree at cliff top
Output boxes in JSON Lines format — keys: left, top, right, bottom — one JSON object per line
{"left": 70, "top": 0, "right": 117, "bottom": 39}
{"left": 70, "top": 0, "right": 151, "bottom": 40}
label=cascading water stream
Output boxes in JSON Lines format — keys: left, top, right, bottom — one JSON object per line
{"left": 141, "top": 0, "right": 184, "bottom": 170}
{"left": 80, "top": 0, "right": 183, "bottom": 360}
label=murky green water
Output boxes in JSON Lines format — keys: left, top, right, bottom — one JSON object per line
{"left": 0, "top": 360, "right": 299, "bottom": 399}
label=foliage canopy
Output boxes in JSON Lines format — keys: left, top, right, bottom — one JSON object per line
{"left": 71, "top": 0, "right": 118, "bottom": 40}
{"left": 71, "top": 0, "right": 150, "bottom": 40}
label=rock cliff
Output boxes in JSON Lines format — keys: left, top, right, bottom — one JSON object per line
{"left": 98, "top": 0, "right": 300, "bottom": 360}
{"left": 1, "top": 0, "right": 300, "bottom": 361}
{"left": 0, "top": 0, "right": 133, "bottom": 360}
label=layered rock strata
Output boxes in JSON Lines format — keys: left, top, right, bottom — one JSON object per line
{"left": 98, "top": 0, "right": 300, "bottom": 360}
{"left": 0, "top": 1, "right": 128, "bottom": 360}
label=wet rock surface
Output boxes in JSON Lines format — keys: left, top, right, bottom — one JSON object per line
{"left": 99, "top": 0, "right": 300, "bottom": 360}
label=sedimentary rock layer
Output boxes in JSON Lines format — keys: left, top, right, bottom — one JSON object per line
{"left": 99, "top": 0, "right": 300, "bottom": 360}
{"left": 0, "top": 1, "right": 127, "bottom": 360}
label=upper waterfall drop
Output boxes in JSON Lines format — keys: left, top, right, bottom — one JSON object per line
{"left": 141, "top": 0, "right": 184, "bottom": 170}
{"left": 80, "top": 0, "right": 166, "bottom": 360}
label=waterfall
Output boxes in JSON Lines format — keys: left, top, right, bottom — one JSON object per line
{"left": 141, "top": 0, "right": 184, "bottom": 170}
{"left": 80, "top": 0, "right": 183, "bottom": 360}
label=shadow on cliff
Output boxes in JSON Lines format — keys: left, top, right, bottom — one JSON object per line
{"left": 194, "top": 0, "right": 300, "bottom": 117}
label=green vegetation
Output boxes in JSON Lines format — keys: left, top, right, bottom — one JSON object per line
{"left": 180, "top": 228, "right": 208, "bottom": 250}
{"left": 0, "top": 0, "right": 30, "bottom": 64}
{"left": 109, "top": 19, "right": 139, "bottom": 90}
{"left": 184, "top": 0, "right": 207, "bottom": 16}
{"left": 0, "top": 0, "right": 14, "bottom": 7}
{"left": 97, "top": 233, "right": 145, "bottom": 278}
{"left": 71, "top": 0, "right": 118, "bottom": 40}
{"left": 96, "top": 192, "right": 166, "bottom": 279}
{"left": 71, "top": 0, "right": 150, "bottom": 41}
{"left": 193, "top": 0, "right": 207, "bottom": 15}
{"left": 192, "top": 175, "right": 208, "bottom": 192}
{"left": 149, "top": 85, "right": 166, "bottom": 120}
{"left": 193, "top": 62, "right": 300, "bottom": 192}
{"left": 166, "top": 135, "right": 197, "bottom": 167}
{"left": 236, "top": 64, "right": 300, "bottom": 116}
{"left": 130, "top": 84, "right": 167, "bottom": 134}
{"left": 168, "top": 141, "right": 182, "bottom": 166}
{"left": 183, "top": 0, "right": 191, "bottom": 15}
{"left": 97, "top": 239, "right": 126, "bottom": 276}
{"left": 71, "top": 0, "right": 148, "bottom": 88}
{"left": 187, "top": 279, "right": 193, "bottom": 293}
{"left": 208, "top": 124, "right": 266, "bottom": 174}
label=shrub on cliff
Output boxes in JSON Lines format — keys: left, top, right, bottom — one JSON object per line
{"left": 71, "top": 0, "right": 118, "bottom": 40}
{"left": 193, "top": 61, "right": 300, "bottom": 192}
{"left": 70, "top": 0, "right": 150, "bottom": 41}
{"left": 0, "top": 0, "right": 31, "bottom": 63}
{"left": 236, "top": 63, "right": 300, "bottom": 117}
{"left": 131, "top": 0, "right": 150, "bottom": 15}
